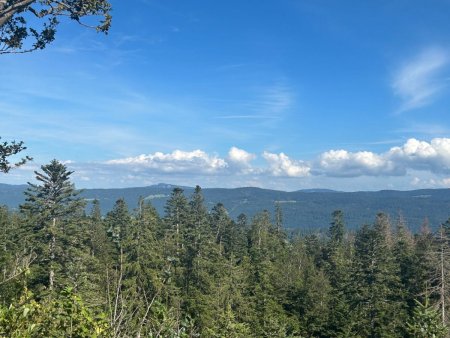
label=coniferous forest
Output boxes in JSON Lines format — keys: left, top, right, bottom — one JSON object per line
{"left": 1, "top": 160, "right": 450, "bottom": 337}
{"left": 3, "top": 0, "right": 450, "bottom": 337}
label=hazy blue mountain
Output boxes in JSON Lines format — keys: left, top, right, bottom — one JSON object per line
{"left": 0, "top": 183, "right": 449, "bottom": 231}
{"left": 297, "top": 188, "right": 338, "bottom": 193}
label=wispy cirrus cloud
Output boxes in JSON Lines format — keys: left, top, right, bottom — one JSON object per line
{"left": 396, "top": 123, "right": 450, "bottom": 137}
{"left": 260, "top": 83, "right": 294, "bottom": 114}
{"left": 214, "top": 82, "right": 295, "bottom": 120}
{"left": 215, "top": 115, "right": 280, "bottom": 120}
{"left": 392, "top": 47, "right": 450, "bottom": 113}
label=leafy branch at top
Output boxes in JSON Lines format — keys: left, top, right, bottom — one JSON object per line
{"left": 0, "top": 137, "right": 32, "bottom": 173}
{"left": 0, "top": 0, "right": 112, "bottom": 54}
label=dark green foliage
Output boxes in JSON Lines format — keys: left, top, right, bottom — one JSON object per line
{"left": 0, "top": 207, "right": 32, "bottom": 303}
{"left": 20, "top": 159, "right": 84, "bottom": 221}
{"left": 0, "top": 0, "right": 111, "bottom": 54}
{"left": 106, "top": 199, "right": 169, "bottom": 337}
{"left": 407, "top": 297, "right": 447, "bottom": 338}
{"left": 2, "top": 179, "right": 450, "bottom": 336}
{"left": 393, "top": 216, "right": 417, "bottom": 313}
{"left": 20, "top": 159, "right": 85, "bottom": 293}
{"left": 105, "top": 198, "right": 131, "bottom": 249}
{"left": 0, "top": 137, "right": 31, "bottom": 173}
{"left": 328, "top": 210, "right": 345, "bottom": 246}
{"left": 323, "top": 210, "right": 353, "bottom": 336}
{"left": 350, "top": 214, "right": 407, "bottom": 337}
{"left": 164, "top": 187, "right": 190, "bottom": 258}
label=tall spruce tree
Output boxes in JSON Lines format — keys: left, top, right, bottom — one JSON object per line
{"left": 393, "top": 215, "right": 416, "bottom": 312}
{"left": 350, "top": 214, "right": 406, "bottom": 337}
{"left": 103, "top": 198, "right": 132, "bottom": 335}
{"left": 413, "top": 219, "right": 439, "bottom": 312}
{"left": 247, "top": 211, "right": 293, "bottom": 336}
{"left": 185, "top": 189, "right": 223, "bottom": 333}
{"left": 118, "top": 199, "right": 167, "bottom": 337}
{"left": 164, "top": 188, "right": 190, "bottom": 259}
{"left": 162, "top": 188, "right": 190, "bottom": 327}
{"left": 105, "top": 198, "right": 131, "bottom": 250}
{"left": 323, "top": 210, "right": 352, "bottom": 337}
{"left": 20, "top": 159, "right": 84, "bottom": 292}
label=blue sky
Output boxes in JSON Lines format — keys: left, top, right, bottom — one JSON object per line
{"left": 2, "top": 0, "right": 450, "bottom": 191}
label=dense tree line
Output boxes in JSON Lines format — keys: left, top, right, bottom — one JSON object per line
{"left": 0, "top": 160, "right": 450, "bottom": 337}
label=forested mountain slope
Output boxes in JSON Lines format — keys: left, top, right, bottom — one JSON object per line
{"left": 2, "top": 170, "right": 449, "bottom": 337}
{"left": 1, "top": 183, "right": 449, "bottom": 230}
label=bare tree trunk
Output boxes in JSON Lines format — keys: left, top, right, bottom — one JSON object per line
{"left": 49, "top": 217, "right": 56, "bottom": 291}
{"left": 0, "top": 251, "right": 37, "bottom": 285}
{"left": 0, "top": 0, "right": 35, "bottom": 27}
{"left": 111, "top": 247, "right": 124, "bottom": 337}
{"left": 441, "top": 226, "right": 446, "bottom": 326}
{"left": 136, "top": 290, "right": 162, "bottom": 338}
{"left": 0, "top": 1, "right": 5, "bottom": 10}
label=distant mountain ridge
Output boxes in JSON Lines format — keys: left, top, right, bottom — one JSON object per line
{"left": 296, "top": 188, "right": 339, "bottom": 193}
{"left": 0, "top": 183, "right": 449, "bottom": 231}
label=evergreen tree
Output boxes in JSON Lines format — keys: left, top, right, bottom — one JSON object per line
{"left": 20, "top": 159, "right": 84, "bottom": 292}
{"left": 407, "top": 297, "right": 447, "bottom": 338}
{"left": 274, "top": 202, "right": 283, "bottom": 235}
{"left": 116, "top": 199, "right": 168, "bottom": 337}
{"left": 350, "top": 215, "right": 407, "bottom": 337}
{"left": 164, "top": 188, "right": 190, "bottom": 260}
{"left": 210, "top": 202, "right": 232, "bottom": 256}
{"left": 184, "top": 189, "right": 225, "bottom": 334}
{"left": 393, "top": 215, "right": 416, "bottom": 312}
{"left": 105, "top": 198, "right": 131, "bottom": 250}
{"left": 162, "top": 188, "right": 190, "bottom": 327}
{"left": 103, "top": 198, "right": 133, "bottom": 335}
{"left": 323, "top": 210, "right": 352, "bottom": 336}
{"left": 0, "top": 207, "right": 33, "bottom": 303}
{"left": 413, "top": 219, "right": 437, "bottom": 302}
{"left": 247, "top": 211, "right": 293, "bottom": 336}
{"left": 0, "top": 137, "right": 31, "bottom": 173}
{"left": 185, "top": 186, "right": 210, "bottom": 290}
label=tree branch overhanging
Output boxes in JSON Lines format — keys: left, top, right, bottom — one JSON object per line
{"left": 0, "top": 0, "right": 111, "bottom": 54}
{"left": 0, "top": 137, "right": 32, "bottom": 173}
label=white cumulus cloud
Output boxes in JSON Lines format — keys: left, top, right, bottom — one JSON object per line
{"left": 228, "top": 146, "right": 256, "bottom": 167}
{"left": 316, "top": 149, "right": 400, "bottom": 177}
{"left": 103, "top": 139, "right": 450, "bottom": 180}
{"left": 107, "top": 149, "right": 228, "bottom": 174}
{"left": 315, "top": 138, "right": 450, "bottom": 177}
{"left": 263, "top": 152, "right": 310, "bottom": 177}
{"left": 388, "top": 138, "right": 450, "bottom": 173}
{"left": 18, "top": 139, "right": 450, "bottom": 189}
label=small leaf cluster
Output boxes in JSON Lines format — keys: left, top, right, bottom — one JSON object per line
{"left": 0, "top": 137, "right": 31, "bottom": 173}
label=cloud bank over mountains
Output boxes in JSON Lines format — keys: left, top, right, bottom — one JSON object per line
{"left": 107, "top": 150, "right": 227, "bottom": 174}
{"left": 5, "top": 138, "right": 450, "bottom": 191}
{"left": 102, "top": 138, "right": 450, "bottom": 178}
